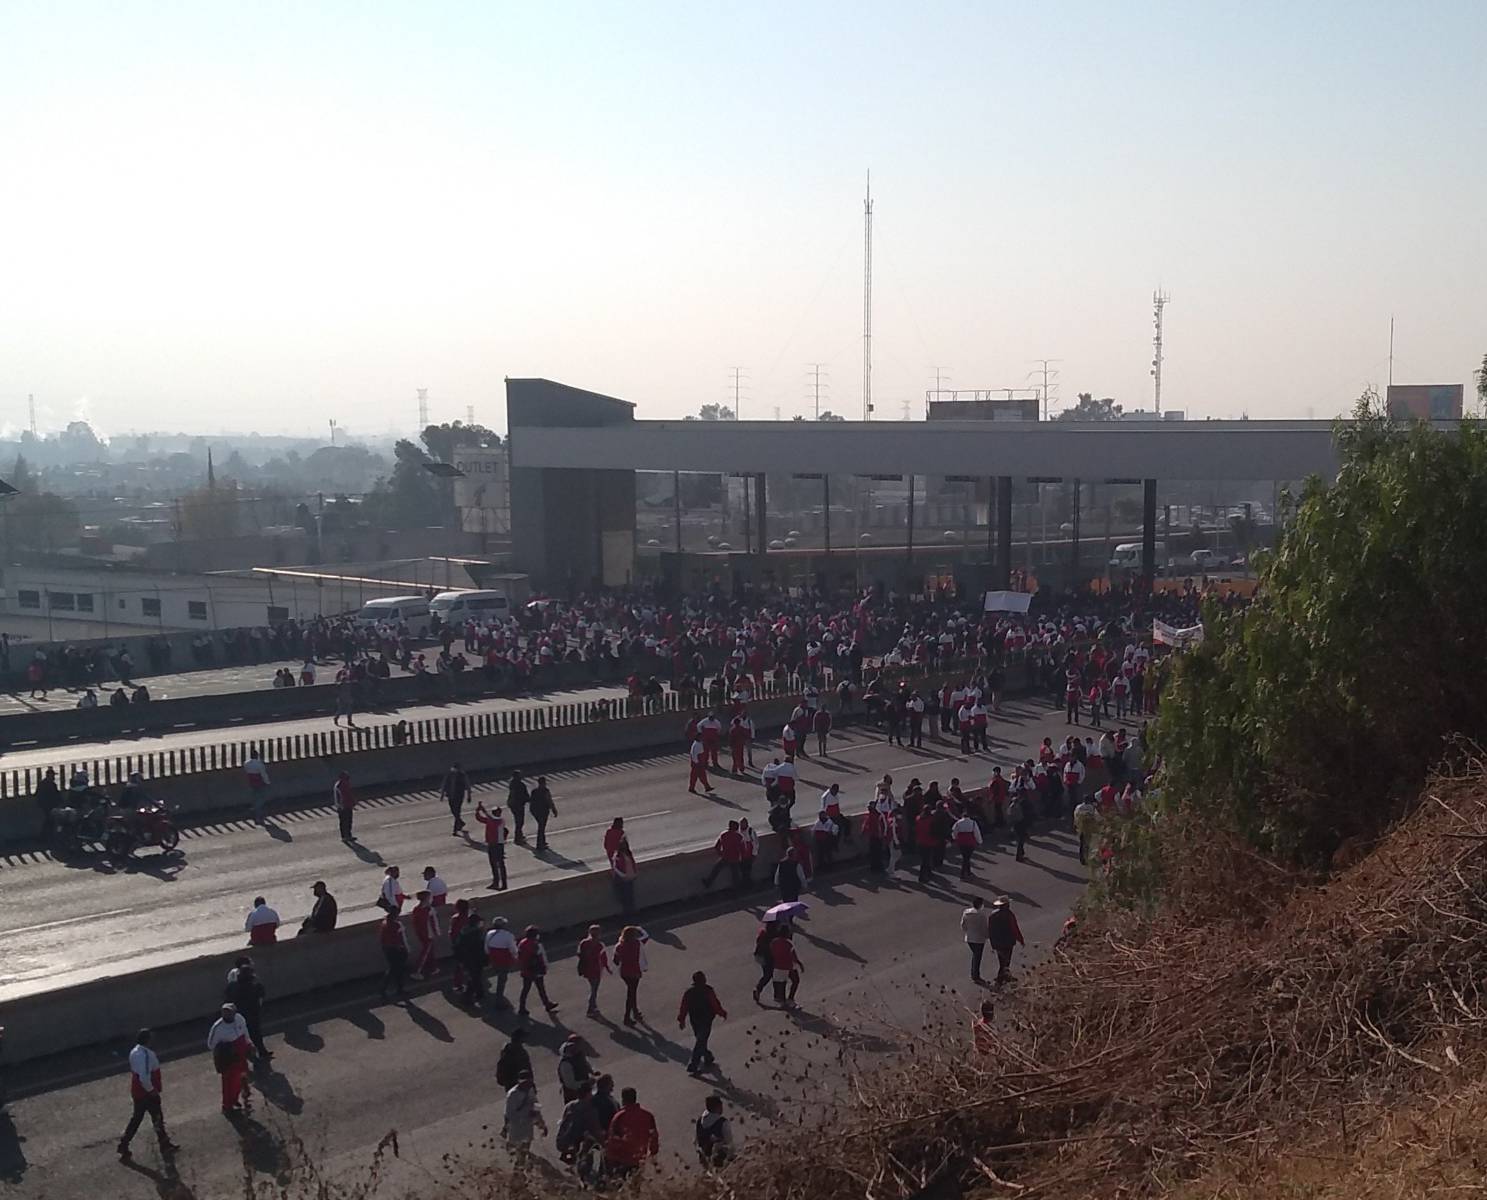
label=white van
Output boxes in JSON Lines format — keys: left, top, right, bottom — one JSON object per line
{"left": 353, "top": 595, "right": 433, "bottom": 636}
{"left": 1109, "top": 542, "right": 1167, "bottom": 573}
{"left": 429, "top": 589, "right": 511, "bottom": 625}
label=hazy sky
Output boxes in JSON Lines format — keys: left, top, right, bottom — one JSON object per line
{"left": 1, "top": 1, "right": 1483, "bottom": 438}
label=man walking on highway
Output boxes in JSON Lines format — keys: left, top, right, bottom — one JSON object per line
{"left": 378, "top": 865, "right": 406, "bottom": 914}
{"left": 678, "top": 970, "right": 727, "bottom": 1075}
{"left": 474, "top": 800, "right": 509, "bottom": 889}
{"left": 987, "top": 896, "right": 1025, "bottom": 985}
{"left": 516, "top": 925, "right": 559, "bottom": 1019}
{"left": 378, "top": 911, "right": 410, "bottom": 999}
{"left": 332, "top": 770, "right": 356, "bottom": 841}
{"left": 485, "top": 916, "right": 518, "bottom": 1007}
{"left": 507, "top": 769, "right": 530, "bottom": 845}
{"left": 688, "top": 736, "right": 714, "bottom": 794}
{"left": 208, "top": 1003, "right": 252, "bottom": 1114}
{"left": 118, "top": 1029, "right": 177, "bottom": 1161}
{"left": 411, "top": 891, "right": 441, "bottom": 979}
{"left": 244, "top": 747, "right": 271, "bottom": 824}
{"left": 604, "top": 1087, "right": 660, "bottom": 1182}
{"left": 961, "top": 896, "right": 989, "bottom": 984}
{"left": 528, "top": 775, "right": 557, "bottom": 852}
{"left": 441, "top": 761, "right": 470, "bottom": 835}
{"left": 952, "top": 809, "right": 983, "bottom": 881}
{"left": 225, "top": 960, "right": 271, "bottom": 1060}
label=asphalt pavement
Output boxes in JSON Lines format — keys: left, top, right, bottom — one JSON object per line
{"left": 0, "top": 837, "right": 1087, "bottom": 1199}
{"left": 0, "top": 700, "right": 1095, "bottom": 1002}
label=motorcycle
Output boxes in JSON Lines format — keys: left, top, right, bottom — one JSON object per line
{"left": 48, "top": 790, "right": 111, "bottom": 856}
{"left": 105, "top": 803, "right": 181, "bottom": 862}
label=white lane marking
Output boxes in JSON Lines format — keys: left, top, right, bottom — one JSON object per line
{"left": 382, "top": 814, "right": 445, "bottom": 829}
{"left": 565, "top": 810, "right": 672, "bottom": 833}
{"left": 4, "top": 907, "right": 135, "bottom": 936}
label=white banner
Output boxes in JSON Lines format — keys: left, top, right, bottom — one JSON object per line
{"left": 983, "top": 590, "right": 1033, "bottom": 614}
{"left": 1153, "top": 619, "right": 1204, "bottom": 648}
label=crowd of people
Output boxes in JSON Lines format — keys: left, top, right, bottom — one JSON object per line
{"left": 100, "top": 580, "right": 1202, "bottom": 1179}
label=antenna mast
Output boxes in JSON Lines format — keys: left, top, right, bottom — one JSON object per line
{"left": 417, "top": 387, "right": 430, "bottom": 429}
{"left": 27, "top": 394, "right": 36, "bottom": 436}
{"left": 1151, "top": 291, "right": 1171, "bottom": 414}
{"left": 863, "top": 172, "right": 874, "bottom": 421}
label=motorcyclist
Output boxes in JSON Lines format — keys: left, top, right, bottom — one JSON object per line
{"left": 119, "top": 772, "right": 154, "bottom": 812}
{"left": 35, "top": 767, "right": 62, "bottom": 838}
{"left": 68, "top": 766, "right": 92, "bottom": 795}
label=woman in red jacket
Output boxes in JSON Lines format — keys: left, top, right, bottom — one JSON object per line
{"left": 767, "top": 930, "right": 803, "bottom": 1008}
{"left": 613, "top": 925, "right": 648, "bottom": 1027}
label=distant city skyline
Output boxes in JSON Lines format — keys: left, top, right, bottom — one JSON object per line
{"left": 1, "top": 1, "right": 1483, "bottom": 437}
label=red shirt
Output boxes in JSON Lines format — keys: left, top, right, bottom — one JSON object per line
{"left": 378, "top": 920, "right": 406, "bottom": 951}
{"left": 614, "top": 938, "right": 646, "bottom": 979}
{"left": 603, "top": 826, "right": 625, "bottom": 860}
{"left": 714, "top": 829, "right": 745, "bottom": 863}
{"left": 606, "top": 1104, "right": 660, "bottom": 1167}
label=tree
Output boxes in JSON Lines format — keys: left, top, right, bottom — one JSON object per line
{"left": 684, "top": 404, "right": 735, "bottom": 422}
{"left": 1156, "top": 388, "right": 1487, "bottom": 863}
{"left": 1056, "top": 393, "right": 1122, "bottom": 422}
{"left": 362, "top": 439, "right": 446, "bottom": 529}
{"left": 818, "top": 410, "right": 846, "bottom": 422}
{"left": 5, "top": 491, "right": 81, "bottom": 551}
{"left": 420, "top": 421, "right": 501, "bottom": 464}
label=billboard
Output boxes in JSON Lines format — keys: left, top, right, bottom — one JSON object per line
{"left": 1386, "top": 384, "right": 1462, "bottom": 422}
{"left": 451, "top": 448, "right": 510, "bottom": 536}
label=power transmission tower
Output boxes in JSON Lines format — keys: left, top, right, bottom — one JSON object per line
{"left": 806, "top": 363, "right": 829, "bottom": 419}
{"left": 27, "top": 394, "right": 36, "bottom": 436}
{"left": 466, "top": 404, "right": 475, "bottom": 425}
{"left": 1151, "top": 292, "right": 1171, "bottom": 414}
{"left": 417, "top": 387, "right": 430, "bottom": 429}
{"left": 728, "top": 367, "right": 747, "bottom": 420}
{"left": 862, "top": 171, "right": 874, "bottom": 420}
{"left": 1029, "top": 358, "right": 1062, "bottom": 420}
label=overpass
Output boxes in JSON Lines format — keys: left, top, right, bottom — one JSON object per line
{"left": 504, "top": 378, "right": 1347, "bottom": 591}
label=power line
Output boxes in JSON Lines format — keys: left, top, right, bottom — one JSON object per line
{"left": 862, "top": 171, "right": 874, "bottom": 421}
{"left": 727, "top": 367, "right": 748, "bottom": 420}
{"left": 1029, "top": 358, "right": 1062, "bottom": 420}
{"left": 806, "top": 364, "right": 829, "bottom": 419}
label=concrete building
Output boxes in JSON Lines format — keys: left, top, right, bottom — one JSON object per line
{"left": 505, "top": 377, "right": 1433, "bottom": 594}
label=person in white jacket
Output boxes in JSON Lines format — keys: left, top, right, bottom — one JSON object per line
{"left": 502, "top": 1069, "right": 547, "bottom": 1165}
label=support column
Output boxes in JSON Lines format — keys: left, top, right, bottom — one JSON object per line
{"left": 1142, "top": 478, "right": 1158, "bottom": 587}
{"left": 755, "top": 473, "right": 768, "bottom": 554}
{"left": 996, "top": 476, "right": 1012, "bottom": 589}
{"left": 1071, "top": 480, "right": 1082, "bottom": 573}
{"left": 742, "top": 475, "right": 752, "bottom": 555}
{"left": 823, "top": 477, "right": 831, "bottom": 554}
{"left": 906, "top": 475, "right": 915, "bottom": 567}
{"left": 673, "top": 471, "right": 683, "bottom": 553}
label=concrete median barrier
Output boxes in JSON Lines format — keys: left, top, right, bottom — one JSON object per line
{"left": 0, "top": 830, "right": 790, "bottom": 1065}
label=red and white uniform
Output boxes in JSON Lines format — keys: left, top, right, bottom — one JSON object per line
{"left": 688, "top": 739, "right": 712, "bottom": 792}
{"left": 207, "top": 1014, "right": 251, "bottom": 1110}
{"left": 244, "top": 902, "right": 280, "bottom": 946}
{"left": 484, "top": 926, "right": 517, "bottom": 971}
{"left": 411, "top": 903, "right": 441, "bottom": 976}
{"left": 425, "top": 874, "right": 448, "bottom": 907}
{"left": 698, "top": 716, "right": 723, "bottom": 768}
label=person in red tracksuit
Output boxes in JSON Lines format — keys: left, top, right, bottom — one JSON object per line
{"left": 411, "top": 891, "right": 441, "bottom": 978}
{"left": 698, "top": 712, "right": 723, "bottom": 769}
{"left": 614, "top": 924, "right": 649, "bottom": 1026}
{"left": 516, "top": 926, "right": 559, "bottom": 1018}
{"left": 727, "top": 715, "right": 749, "bottom": 775}
{"left": 915, "top": 808, "right": 941, "bottom": 883}
{"left": 688, "top": 738, "right": 714, "bottom": 794}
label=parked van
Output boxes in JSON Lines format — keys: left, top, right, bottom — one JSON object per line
{"left": 429, "top": 589, "right": 511, "bottom": 626}
{"left": 1109, "top": 542, "right": 1167, "bottom": 574}
{"left": 353, "top": 596, "right": 433, "bottom": 636}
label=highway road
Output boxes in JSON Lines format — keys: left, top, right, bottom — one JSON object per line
{"left": 0, "top": 699, "right": 1096, "bottom": 1002}
{"left": 0, "top": 837, "right": 1087, "bottom": 1199}
{"left": 0, "top": 680, "right": 630, "bottom": 774}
